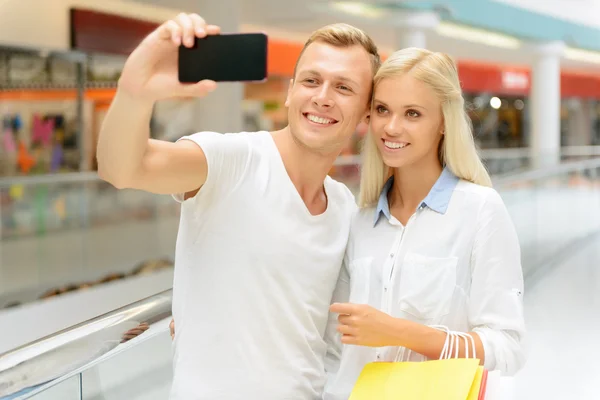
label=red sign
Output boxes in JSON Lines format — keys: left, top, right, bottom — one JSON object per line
{"left": 457, "top": 60, "right": 531, "bottom": 96}
{"left": 70, "top": 8, "right": 159, "bottom": 55}
{"left": 501, "top": 70, "right": 529, "bottom": 91}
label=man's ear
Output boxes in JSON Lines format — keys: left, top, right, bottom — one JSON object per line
{"left": 363, "top": 112, "right": 371, "bottom": 125}
{"left": 362, "top": 104, "right": 372, "bottom": 125}
{"left": 284, "top": 79, "right": 293, "bottom": 107}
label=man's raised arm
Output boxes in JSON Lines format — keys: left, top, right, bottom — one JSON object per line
{"left": 96, "top": 13, "right": 220, "bottom": 196}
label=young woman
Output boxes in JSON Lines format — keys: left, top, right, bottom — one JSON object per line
{"left": 323, "top": 48, "right": 525, "bottom": 399}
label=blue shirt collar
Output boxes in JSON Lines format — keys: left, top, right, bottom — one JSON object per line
{"left": 373, "top": 167, "right": 460, "bottom": 226}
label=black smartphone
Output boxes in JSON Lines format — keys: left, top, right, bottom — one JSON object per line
{"left": 178, "top": 33, "right": 268, "bottom": 83}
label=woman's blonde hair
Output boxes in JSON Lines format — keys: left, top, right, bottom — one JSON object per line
{"left": 358, "top": 47, "right": 492, "bottom": 208}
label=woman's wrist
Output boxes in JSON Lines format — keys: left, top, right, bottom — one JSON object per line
{"left": 385, "top": 316, "right": 411, "bottom": 347}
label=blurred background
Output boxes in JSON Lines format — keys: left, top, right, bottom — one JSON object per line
{"left": 0, "top": 0, "right": 599, "bottom": 399}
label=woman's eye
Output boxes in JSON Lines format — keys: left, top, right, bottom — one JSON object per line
{"left": 407, "top": 110, "right": 420, "bottom": 118}
{"left": 376, "top": 105, "right": 387, "bottom": 113}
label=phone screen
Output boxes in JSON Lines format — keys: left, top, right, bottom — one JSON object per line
{"left": 178, "top": 33, "right": 268, "bottom": 83}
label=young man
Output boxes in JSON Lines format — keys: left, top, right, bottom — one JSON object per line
{"left": 97, "top": 13, "right": 380, "bottom": 400}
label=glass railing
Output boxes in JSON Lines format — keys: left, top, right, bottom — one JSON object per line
{"left": 2, "top": 155, "right": 600, "bottom": 399}
{"left": 493, "top": 159, "right": 600, "bottom": 399}
{"left": 0, "top": 290, "right": 172, "bottom": 399}
{"left": 494, "top": 158, "right": 600, "bottom": 281}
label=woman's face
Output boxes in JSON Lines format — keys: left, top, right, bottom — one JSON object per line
{"left": 369, "top": 73, "right": 444, "bottom": 170}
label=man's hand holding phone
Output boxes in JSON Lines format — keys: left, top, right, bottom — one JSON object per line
{"left": 97, "top": 13, "right": 268, "bottom": 196}
{"left": 118, "top": 13, "right": 220, "bottom": 103}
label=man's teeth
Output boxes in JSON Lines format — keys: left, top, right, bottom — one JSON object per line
{"left": 384, "top": 140, "right": 408, "bottom": 149}
{"left": 306, "top": 114, "right": 335, "bottom": 125}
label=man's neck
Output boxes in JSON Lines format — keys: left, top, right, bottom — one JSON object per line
{"left": 271, "top": 127, "right": 341, "bottom": 205}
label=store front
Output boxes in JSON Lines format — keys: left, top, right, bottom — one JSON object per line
{"left": 2, "top": 8, "right": 600, "bottom": 180}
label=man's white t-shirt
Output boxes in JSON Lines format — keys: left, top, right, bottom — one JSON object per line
{"left": 169, "top": 131, "right": 356, "bottom": 400}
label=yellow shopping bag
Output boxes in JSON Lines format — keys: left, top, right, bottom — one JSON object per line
{"left": 349, "top": 358, "right": 486, "bottom": 400}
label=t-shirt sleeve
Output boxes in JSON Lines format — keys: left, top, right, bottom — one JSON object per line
{"left": 171, "top": 131, "right": 251, "bottom": 204}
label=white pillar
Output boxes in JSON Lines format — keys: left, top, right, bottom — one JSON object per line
{"left": 529, "top": 41, "right": 564, "bottom": 167}
{"left": 147, "top": 0, "right": 244, "bottom": 135}
{"left": 397, "top": 28, "right": 427, "bottom": 49}
{"left": 191, "top": 0, "right": 243, "bottom": 133}
{"left": 391, "top": 11, "right": 440, "bottom": 49}
{"left": 564, "top": 99, "right": 592, "bottom": 146}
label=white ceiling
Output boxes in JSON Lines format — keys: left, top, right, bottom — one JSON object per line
{"left": 494, "top": 0, "right": 600, "bottom": 30}
{"left": 243, "top": 0, "right": 600, "bottom": 72}
{"left": 129, "top": 0, "right": 600, "bottom": 72}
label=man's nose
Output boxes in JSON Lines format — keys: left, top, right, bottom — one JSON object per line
{"left": 312, "top": 84, "right": 335, "bottom": 108}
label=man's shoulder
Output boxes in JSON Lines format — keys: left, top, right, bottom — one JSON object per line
{"left": 175, "top": 131, "right": 272, "bottom": 166}
{"left": 179, "top": 130, "right": 269, "bottom": 144}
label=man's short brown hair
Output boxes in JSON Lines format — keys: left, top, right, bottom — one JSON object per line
{"left": 293, "top": 23, "right": 381, "bottom": 78}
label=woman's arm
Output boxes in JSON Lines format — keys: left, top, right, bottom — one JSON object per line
{"left": 389, "top": 318, "right": 485, "bottom": 362}
{"left": 330, "top": 303, "right": 485, "bottom": 363}
{"left": 466, "top": 189, "right": 526, "bottom": 374}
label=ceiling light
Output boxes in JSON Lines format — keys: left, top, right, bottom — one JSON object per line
{"left": 436, "top": 22, "right": 522, "bottom": 49}
{"left": 564, "top": 47, "right": 600, "bottom": 64}
{"left": 330, "top": 1, "right": 384, "bottom": 19}
{"left": 490, "top": 97, "right": 501, "bottom": 109}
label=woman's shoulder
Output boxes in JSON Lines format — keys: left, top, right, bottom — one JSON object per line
{"left": 354, "top": 205, "right": 378, "bottom": 222}
{"left": 454, "top": 179, "right": 504, "bottom": 205}
{"left": 454, "top": 180, "right": 511, "bottom": 226}
{"left": 344, "top": 206, "right": 374, "bottom": 231}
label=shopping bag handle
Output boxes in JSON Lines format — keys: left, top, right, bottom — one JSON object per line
{"left": 453, "top": 332, "right": 477, "bottom": 360}
{"left": 394, "top": 326, "right": 477, "bottom": 362}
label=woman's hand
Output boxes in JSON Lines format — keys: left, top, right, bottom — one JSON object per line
{"left": 330, "top": 303, "right": 403, "bottom": 347}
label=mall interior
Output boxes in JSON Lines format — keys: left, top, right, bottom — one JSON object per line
{"left": 0, "top": 0, "right": 600, "bottom": 398}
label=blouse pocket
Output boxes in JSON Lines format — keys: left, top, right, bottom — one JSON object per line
{"left": 398, "top": 252, "right": 458, "bottom": 321}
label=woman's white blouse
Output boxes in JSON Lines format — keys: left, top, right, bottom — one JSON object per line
{"left": 323, "top": 169, "right": 526, "bottom": 399}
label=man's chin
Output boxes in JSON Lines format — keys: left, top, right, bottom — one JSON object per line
{"left": 293, "top": 132, "right": 346, "bottom": 156}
